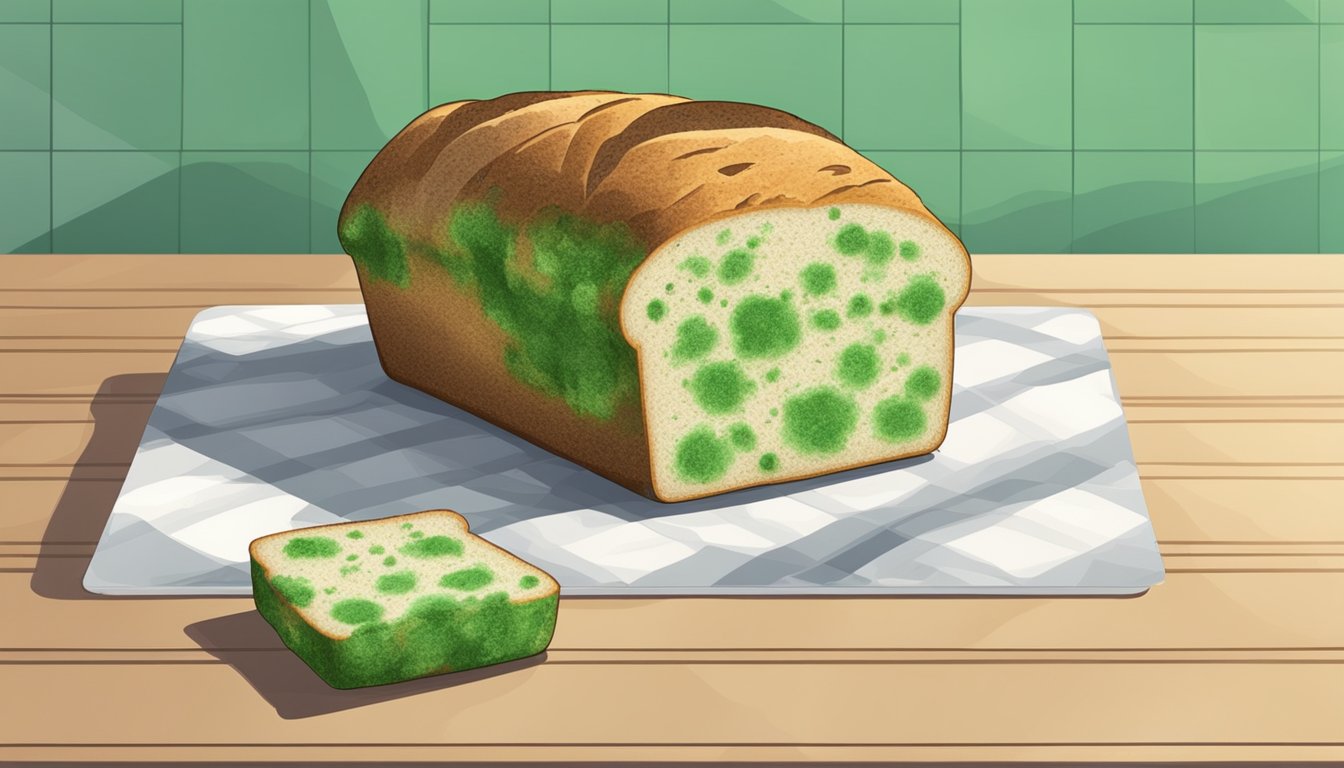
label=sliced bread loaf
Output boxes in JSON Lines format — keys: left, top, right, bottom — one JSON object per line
{"left": 250, "top": 509, "right": 558, "bottom": 689}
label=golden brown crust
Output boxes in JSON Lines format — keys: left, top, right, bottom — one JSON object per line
{"left": 340, "top": 91, "right": 968, "bottom": 500}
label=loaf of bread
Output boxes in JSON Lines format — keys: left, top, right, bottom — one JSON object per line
{"left": 338, "top": 91, "right": 970, "bottom": 502}
{"left": 250, "top": 509, "right": 558, "bottom": 689}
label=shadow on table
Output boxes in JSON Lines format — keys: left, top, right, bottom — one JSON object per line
{"left": 184, "top": 609, "right": 548, "bottom": 719}
{"left": 30, "top": 372, "right": 177, "bottom": 601}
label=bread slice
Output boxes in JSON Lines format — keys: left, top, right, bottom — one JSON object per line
{"left": 249, "top": 509, "right": 559, "bottom": 689}
{"left": 339, "top": 91, "right": 971, "bottom": 501}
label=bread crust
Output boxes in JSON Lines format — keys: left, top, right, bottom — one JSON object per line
{"left": 340, "top": 91, "right": 969, "bottom": 500}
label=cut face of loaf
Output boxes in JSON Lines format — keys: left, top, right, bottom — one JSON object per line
{"left": 620, "top": 204, "right": 966, "bottom": 500}
{"left": 250, "top": 510, "right": 558, "bottom": 689}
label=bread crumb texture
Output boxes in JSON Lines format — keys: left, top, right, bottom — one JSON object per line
{"left": 252, "top": 513, "right": 557, "bottom": 689}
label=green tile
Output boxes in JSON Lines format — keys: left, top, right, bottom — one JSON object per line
{"left": 961, "top": 0, "right": 1071, "bottom": 150}
{"left": 1325, "top": 0, "right": 1344, "bottom": 21}
{"left": 1325, "top": 25, "right": 1344, "bottom": 150}
{"left": 845, "top": 25, "right": 958, "bottom": 150}
{"left": 1075, "top": 25, "right": 1192, "bottom": 150}
{"left": 1075, "top": 0, "right": 1192, "bottom": 22}
{"left": 1195, "top": 151, "right": 1317, "bottom": 252}
{"left": 51, "top": 151, "right": 177, "bottom": 253}
{"left": 1322, "top": 152, "right": 1344, "bottom": 252}
{"left": 1195, "top": 25, "right": 1317, "bottom": 150}
{"left": 552, "top": 25, "right": 668, "bottom": 93}
{"left": 429, "top": 24, "right": 548, "bottom": 103}
{"left": 0, "top": 0, "right": 49, "bottom": 22}
{"left": 552, "top": 0, "right": 667, "bottom": 23}
{"left": 961, "top": 151, "right": 1072, "bottom": 253}
{"left": 669, "top": 25, "right": 842, "bottom": 134}
{"left": 0, "top": 152, "right": 49, "bottom": 252}
{"left": 183, "top": 0, "right": 308, "bottom": 150}
{"left": 312, "top": 0, "right": 427, "bottom": 151}
{"left": 52, "top": 24, "right": 180, "bottom": 150}
{"left": 53, "top": 0, "right": 180, "bottom": 22}
{"left": 863, "top": 151, "right": 959, "bottom": 232}
{"left": 0, "top": 25, "right": 50, "bottom": 149}
{"left": 1073, "top": 152, "right": 1194, "bottom": 253}
{"left": 430, "top": 0, "right": 548, "bottom": 23}
{"left": 312, "top": 150, "right": 376, "bottom": 252}
{"left": 671, "top": 0, "right": 841, "bottom": 23}
{"left": 1194, "top": 0, "right": 1316, "bottom": 23}
{"left": 181, "top": 152, "right": 310, "bottom": 253}
{"left": 845, "top": 0, "right": 957, "bottom": 23}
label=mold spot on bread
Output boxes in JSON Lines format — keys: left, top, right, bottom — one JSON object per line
{"left": 811, "top": 309, "right": 841, "bottom": 331}
{"left": 438, "top": 198, "right": 644, "bottom": 421}
{"left": 675, "top": 425, "right": 733, "bottom": 483}
{"left": 690, "top": 361, "right": 755, "bottom": 414}
{"left": 270, "top": 575, "right": 315, "bottom": 607}
{"left": 400, "top": 535, "right": 463, "bottom": 559}
{"left": 284, "top": 536, "right": 340, "bottom": 559}
{"left": 331, "top": 598, "right": 384, "bottom": 626}
{"left": 718, "top": 249, "right": 755, "bottom": 284}
{"left": 440, "top": 565, "right": 494, "bottom": 591}
{"left": 729, "top": 423, "right": 757, "bottom": 451}
{"left": 873, "top": 396, "right": 928, "bottom": 442}
{"left": 904, "top": 366, "right": 941, "bottom": 401}
{"left": 894, "top": 275, "right": 946, "bottom": 325}
{"left": 837, "top": 343, "right": 880, "bottom": 389}
{"left": 672, "top": 316, "right": 718, "bottom": 363}
{"left": 782, "top": 387, "right": 859, "bottom": 455}
{"left": 800, "top": 263, "right": 836, "bottom": 296}
{"left": 376, "top": 571, "right": 417, "bottom": 595}
{"left": 646, "top": 299, "right": 667, "bottom": 322}
{"left": 339, "top": 204, "right": 410, "bottom": 289}
{"left": 758, "top": 452, "right": 780, "bottom": 472}
{"left": 519, "top": 574, "right": 540, "bottom": 589}
{"left": 730, "top": 295, "right": 801, "bottom": 359}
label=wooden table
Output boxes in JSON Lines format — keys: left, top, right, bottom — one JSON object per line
{"left": 4, "top": 254, "right": 1342, "bottom": 765}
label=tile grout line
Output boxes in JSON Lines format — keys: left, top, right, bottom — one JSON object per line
{"left": 308, "top": 0, "right": 313, "bottom": 254}
{"left": 957, "top": 0, "right": 963, "bottom": 240}
{"left": 48, "top": 4, "right": 53, "bottom": 253}
{"left": 424, "top": 0, "right": 429, "bottom": 109}
{"left": 178, "top": 0, "right": 184, "bottom": 254}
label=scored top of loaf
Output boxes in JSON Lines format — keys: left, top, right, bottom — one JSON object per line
{"left": 339, "top": 91, "right": 945, "bottom": 251}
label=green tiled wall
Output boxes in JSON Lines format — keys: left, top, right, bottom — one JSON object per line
{"left": 2, "top": 0, "right": 1342, "bottom": 254}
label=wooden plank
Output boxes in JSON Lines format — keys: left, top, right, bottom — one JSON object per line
{"left": 6, "top": 745, "right": 1344, "bottom": 765}
{"left": 5, "top": 571, "right": 1344, "bottom": 652}
{"left": 2, "top": 254, "right": 357, "bottom": 291}
{"left": 4, "top": 661, "right": 1344, "bottom": 747}
{"left": 7, "top": 253, "right": 1343, "bottom": 293}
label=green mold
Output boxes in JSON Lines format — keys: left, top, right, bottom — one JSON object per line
{"left": 873, "top": 396, "right": 927, "bottom": 442}
{"left": 837, "top": 343, "right": 880, "bottom": 389}
{"left": 376, "top": 571, "right": 418, "bottom": 595}
{"left": 339, "top": 204, "right": 410, "bottom": 289}
{"left": 811, "top": 309, "right": 841, "bottom": 331}
{"left": 800, "top": 262, "right": 837, "bottom": 296}
{"left": 729, "top": 423, "right": 758, "bottom": 451}
{"left": 675, "top": 426, "right": 733, "bottom": 484}
{"left": 899, "top": 240, "right": 920, "bottom": 260}
{"left": 904, "top": 366, "right": 941, "bottom": 401}
{"left": 758, "top": 452, "right": 780, "bottom": 472}
{"left": 442, "top": 199, "right": 643, "bottom": 421}
{"left": 331, "top": 598, "right": 384, "bottom": 626}
{"left": 283, "top": 537, "right": 340, "bottom": 559}
{"left": 782, "top": 387, "right": 859, "bottom": 455}
{"left": 730, "top": 295, "right": 801, "bottom": 359}
{"left": 400, "top": 536, "right": 463, "bottom": 559}
{"left": 680, "top": 255, "right": 711, "bottom": 277}
{"left": 690, "top": 361, "right": 755, "bottom": 414}
{"left": 269, "top": 575, "right": 315, "bottom": 608}
{"left": 827, "top": 207, "right": 841, "bottom": 221}
{"left": 835, "top": 223, "right": 868, "bottom": 255}
{"left": 646, "top": 299, "right": 667, "bottom": 322}
{"left": 847, "top": 294, "right": 873, "bottom": 319}
{"left": 894, "top": 275, "right": 946, "bottom": 326}
{"left": 519, "top": 575, "right": 540, "bottom": 589}
{"left": 672, "top": 316, "right": 719, "bottom": 363}
{"left": 718, "top": 248, "right": 755, "bottom": 284}
{"left": 698, "top": 287, "right": 714, "bottom": 304}
{"left": 440, "top": 565, "right": 494, "bottom": 591}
